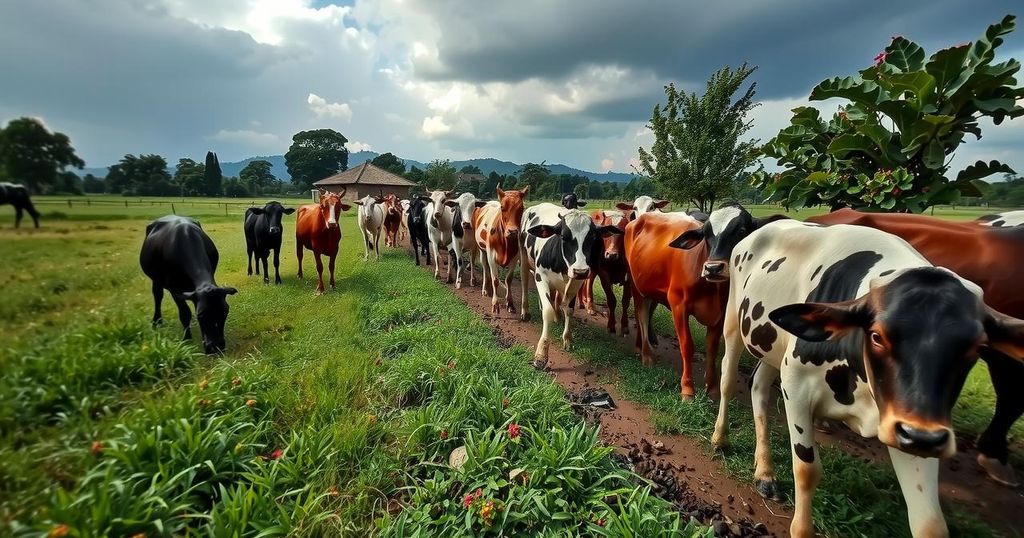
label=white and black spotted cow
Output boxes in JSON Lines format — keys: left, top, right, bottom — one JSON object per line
{"left": 615, "top": 195, "right": 669, "bottom": 220}
{"left": 673, "top": 206, "right": 1024, "bottom": 538}
{"left": 519, "top": 203, "right": 623, "bottom": 369}
{"left": 423, "top": 189, "right": 457, "bottom": 282}
{"left": 977, "top": 210, "right": 1024, "bottom": 228}
{"left": 445, "top": 192, "right": 487, "bottom": 289}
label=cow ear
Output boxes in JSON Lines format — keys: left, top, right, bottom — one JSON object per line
{"left": 444, "top": 200, "right": 459, "bottom": 208}
{"left": 755, "top": 214, "right": 789, "bottom": 229}
{"left": 769, "top": 299, "right": 869, "bottom": 342}
{"left": 654, "top": 199, "right": 670, "bottom": 209}
{"left": 222, "top": 286, "right": 238, "bottom": 296}
{"left": 181, "top": 291, "right": 196, "bottom": 301}
{"left": 283, "top": 208, "right": 295, "bottom": 215}
{"left": 598, "top": 225, "right": 624, "bottom": 237}
{"left": 527, "top": 224, "right": 559, "bottom": 238}
{"left": 340, "top": 203, "right": 353, "bottom": 211}
{"left": 668, "top": 229, "right": 704, "bottom": 250}
{"left": 615, "top": 202, "right": 634, "bottom": 211}
{"left": 577, "top": 200, "right": 588, "bottom": 207}
{"left": 249, "top": 207, "right": 265, "bottom": 215}
{"left": 419, "top": 195, "right": 432, "bottom": 203}
{"left": 475, "top": 200, "right": 488, "bottom": 208}
{"left": 353, "top": 200, "right": 364, "bottom": 205}
{"left": 983, "top": 306, "right": 1024, "bottom": 361}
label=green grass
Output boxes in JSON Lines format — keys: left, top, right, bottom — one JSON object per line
{"left": 0, "top": 209, "right": 707, "bottom": 537}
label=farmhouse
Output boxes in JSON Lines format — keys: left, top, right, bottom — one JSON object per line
{"left": 312, "top": 162, "right": 418, "bottom": 201}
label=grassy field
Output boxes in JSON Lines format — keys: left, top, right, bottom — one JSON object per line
{"left": 0, "top": 205, "right": 703, "bottom": 536}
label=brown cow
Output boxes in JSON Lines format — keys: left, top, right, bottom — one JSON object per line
{"left": 809, "top": 208, "right": 1024, "bottom": 486}
{"left": 625, "top": 212, "right": 728, "bottom": 399}
{"left": 579, "top": 209, "right": 632, "bottom": 335}
{"left": 295, "top": 188, "right": 351, "bottom": 295}
{"left": 474, "top": 186, "right": 529, "bottom": 315}
{"left": 382, "top": 194, "right": 402, "bottom": 248}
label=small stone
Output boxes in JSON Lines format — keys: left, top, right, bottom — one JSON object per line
{"left": 448, "top": 446, "right": 468, "bottom": 469}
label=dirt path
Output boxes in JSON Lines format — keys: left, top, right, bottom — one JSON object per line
{"left": 400, "top": 240, "right": 1024, "bottom": 537}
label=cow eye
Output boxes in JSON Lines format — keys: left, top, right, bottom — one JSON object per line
{"left": 869, "top": 331, "right": 883, "bottom": 347}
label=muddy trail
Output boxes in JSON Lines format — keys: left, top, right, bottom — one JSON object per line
{"left": 398, "top": 238, "right": 1024, "bottom": 537}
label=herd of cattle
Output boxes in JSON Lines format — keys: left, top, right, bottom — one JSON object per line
{"left": 129, "top": 187, "right": 1024, "bottom": 538}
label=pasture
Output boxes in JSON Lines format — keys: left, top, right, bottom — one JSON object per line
{"left": 0, "top": 197, "right": 1021, "bottom": 537}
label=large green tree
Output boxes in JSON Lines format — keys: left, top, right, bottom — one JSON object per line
{"left": 755, "top": 15, "right": 1024, "bottom": 212}
{"left": 516, "top": 163, "right": 552, "bottom": 198}
{"left": 239, "top": 159, "right": 276, "bottom": 195}
{"left": 370, "top": 152, "right": 407, "bottom": 176}
{"left": 82, "top": 173, "right": 105, "bottom": 194}
{"left": 424, "top": 159, "right": 457, "bottom": 190}
{"left": 638, "top": 64, "right": 760, "bottom": 213}
{"left": 405, "top": 165, "right": 426, "bottom": 185}
{"left": 0, "top": 117, "right": 84, "bottom": 193}
{"left": 285, "top": 129, "right": 349, "bottom": 190}
{"left": 106, "top": 154, "right": 174, "bottom": 196}
{"left": 174, "top": 158, "right": 205, "bottom": 196}
{"left": 204, "top": 151, "right": 223, "bottom": 196}
{"left": 459, "top": 164, "right": 483, "bottom": 175}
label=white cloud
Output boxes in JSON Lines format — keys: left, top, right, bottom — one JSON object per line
{"left": 600, "top": 158, "right": 614, "bottom": 171}
{"left": 421, "top": 115, "right": 451, "bottom": 137}
{"left": 346, "top": 140, "right": 372, "bottom": 153}
{"left": 307, "top": 93, "right": 353, "bottom": 121}
{"left": 209, "top": 129, "right": 281, "bottom": 149}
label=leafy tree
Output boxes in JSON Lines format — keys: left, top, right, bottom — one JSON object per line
{"left": 425, "top": 159, "right": 457, "bottom": 190}
{"left": 573, "top": 182, "right": 589, "bottom": 200}
{"left": 204, "top": 151, "right": 223, "bottom": 196}
{"left": 622, "top": 177, "right": 658, "bottom": 200}
{"left": 285, "top": 129, "right": 349, "bottom": 190}
{"left": 405, "top": 165, "right": 426, "bottom": 185}
{"left": 174, "top": 158, "right": 205, "bottom": 196}
{"left": 106, "top": 154, "right": 174, "bottom": 196}
{"left": 516, "top": 163, "right": 552, "bottom": 198}
{"left": 460, "top": 164, "right": 483, "bottom": 175}
{"left": 755, "top": 15, "right": 1024, "bottom": 212}
{"left": 82, "top": 173, "right": 105, "bottom": 194}
{"left": 638, "top": 64, "right": 760, "bottom": 213}
{"left": 239, "top": 159, "right": 276, "bottom": 195}
{"left": 370, "top": 152, "right": 407, "bottom": 176}
{"left": 0, "top": 117, "right": 84, "bottom": 193}
{"left": 53, "top": 172, "right": 83, "bottom": 195}
{"left": 223, "top": 177, "right": 250, "bottom": 197}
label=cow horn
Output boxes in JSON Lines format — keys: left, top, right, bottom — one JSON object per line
{"left": 339, "top": 186, "right": 347, "bottom": 199}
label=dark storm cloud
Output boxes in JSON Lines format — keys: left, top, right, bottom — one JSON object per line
{"left": 414, "top": 0, "right": 1021, "bottom": 99}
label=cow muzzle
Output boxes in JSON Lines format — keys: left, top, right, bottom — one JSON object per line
{"left": 269, "top": 226, "right": 282, "bottom": 235}
{"left": 462, "top": 222, "right": 472, "bottom": 231}
{"left": 701, "top": 261, "right": 729, "bottom": 281}
{"left": 604, "top": 251, "right": 620, "bottom": 262}
{"left": 327, "top": 219, "right": 338, "bottom": 229}
{"left": 893, "top": 422, "right": 954, "bottom": 458}
{"left": 506, "top": 228, "right": 519, "bottom": 238}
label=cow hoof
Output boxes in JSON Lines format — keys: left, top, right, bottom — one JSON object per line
{"left": 587, "top": 308, "right": 597, "bottom": 316}
{"left": 532, "top": 357, "right": 548, "bottom": 370}
{"left": 507, "top": 305, "right": 516, "bottom": 314}
{"left": 680, "top": 393, "right": 694, "bottom": 402}
{"left": 706, "top": 386, "right": 721, "bottom": 401}
{"left": 520, "top": 312, "right": 531, "bottom": 322}
{"left": 978, "top": 454, "right": 1020, "bottom": 487}
{"left": 562, "top": 339, "right": 572, "bottom": 351}
{"left": 755, "top": 479, "right": 786, "bottom": 502}
{"left": 263, "top": 279, "right": 270, "bottom": 285}
{"left": 711, "top": 431, "right": 729, "bottom": 450}
{"left": 607, "top": 325, "right": 616, "bottom": 334}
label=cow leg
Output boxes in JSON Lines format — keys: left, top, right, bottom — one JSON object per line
{"left": 711, "top": 302, "right": 743, "bottom": 449}
{"left": 635, "top": 297, "right": 654, "bottom": 365}
{"left": 296, "top": 240, "right": 304, "bottom": 279}
{"left": 314, "top": 254, "right": 325, "bottom": 295}
{"left": 780, "top": 387, "right": 821, "bottom": 538}
{"left": 600, "top": 274, "right": 616, "bottom": 333}
{"left": 362, "top": 230, "right": 371, "bottom": 261}
{"left": 449, "top": 245, "right": 460, "bottom": 287}
{"left": 888, "top": 447, "right": 948, "bottom": 538}
{"left": 480, "top": 248, "right": 492, "bottom": 297}
{"left": 670, "top": 304, "right": 696, "bottom": 400}
{"left": 172, "top": 294, "right": 193, "bottom": 341}
{"left": 151, "top": 282, "right": 164, "bottom": 327}
{"left": 328, "top": 254, "right": 337, "bottom": 290}
{"left": 375, "top": 229, "right": 382, "bottom": 260}
{"left": 619, "top": 279, "right": 631, "bottom": 337}
{"left": 261, "top": 256, "right": 270, "bottom": 285}
{"left": 412, "top": 237, "right": 421, "bottom": 266}
{"left": 431, "top": 240, "right": 442, "bottom": 280}
{"left": 489, "top": 251, "right": 503, "bottom": 313}
{"left": 14, "top": 206, "right": 23, "bottom": 229}
{"left": 704, "top": 319, "right": 724, "bottom": 399}
{"left": 25, "top": 201, "right": 40, "bottom": 228}
{"left": 533, "top": 282, "right": 555, "bottom": 369}
{"left": 562, "top": 280, "right": 584, "bottom": 350}
{"left": 247, "top": 247, "right": 254, "bottom": 276}
{"left": 977, "top": 351, "right": 1023, "bottom": 486}
{"left": 751, "top": 362, "right": 783, "bottom": 501}
{"left": 273, "top": 248, "right": 282, "bottom": 285}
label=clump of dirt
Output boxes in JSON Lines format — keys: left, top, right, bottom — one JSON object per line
{"left": 566, "top": 387, "right": 616, "bottom": 427}
{"left": 617, "top": 440, "right": 771, "bottom": 537}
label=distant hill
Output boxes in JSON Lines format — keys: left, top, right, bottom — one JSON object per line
{"left": 81, "top": 152, "right": 639, "bottom": 184}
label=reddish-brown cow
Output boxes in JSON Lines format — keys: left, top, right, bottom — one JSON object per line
{"left": 382, "top": 193, "right": 402, "bottom": 248}
{"left": 809, "top": 207, "right": 1024, "bottom": 486}
{"left": 626, "top": 212, "right": 728, "bottom": 399}
{"left": 295, "top": 188, "right": 351, "bottom": 295}
{"left": 579, "top": 209, "right": 632, "bottom": 334}
{"left": 474, "top": 186, "right": 529, "bottom": 315}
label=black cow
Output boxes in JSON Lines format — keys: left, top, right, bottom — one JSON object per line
{"left": 407, "top": 196, "right": 432, "bottom": 266}
{"left": 244, "top": 201, "right": 295, "bottom": 284}
{"left": 0, "top": 182, "right": 41, "bottom": 228}
{"left": 561, "top": 192, "right": 587, "bottom": 210}
{"left": 141, "top": 216, "right": 237, "bottom": 354}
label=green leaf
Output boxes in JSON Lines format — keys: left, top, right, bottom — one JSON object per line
{"left": 956, "top": 160, "right": 1016, "bottom": 182}
{"left": 969, "top": 14, "right": 1016, "bottom": 67}
{"left": 810, "top": 77, "right": 887, "bottom": 107}
{"left": 827, "top": 134, "right": 878, "bottom": 159}
{"left": 926, "top": 44, "right": 971, "bottom": 95}
{"left": 886, "top": 37, "right": 927, "bottom": 72}
{"left": 972, "top": 97, "right": 1018, "bottom": 113}
{"left": 921, "top": 114, "right": 955, "bottom": 125}
{"left": 806, "top": 171, "right": 831, "bottom": 185}
{"left": 922, "top": 139, "right": 946, "bottom": 170}
{"left": 884, "top": 71, "right": 936, "bottom": 103}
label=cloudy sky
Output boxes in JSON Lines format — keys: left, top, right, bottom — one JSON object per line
{"left": 1, "top": 0, "right": 1021, "bottom": 174}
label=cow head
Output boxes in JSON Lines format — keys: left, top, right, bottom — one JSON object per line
{"left": 615, "top": 195, "right": 669, "bottom": 220}
{"left": 445, "top": 192, "right": 488, "bottom": 233}
{"left": 317, "top": 188, "right": 351, "bottom": 229}
{"left": 496, "top": 186, "right": 529, "bottom": 237}
{"left": 425, "top": 189, "right": 456, "bottom": 225}
{"left": 408, "top": 196, "right": 429, "bottom": 227}
{"left": 594, "top": 210, "right": 628, "bottom": 262}
{"left": 771, "top": 267, "right": 1024, "bottom": 459}
{"left": 182, "top": 284, "right": 238, "bottom": 354}
{"left": 248, "top": 201, "right": 295, "bottom": 236}
{"left": 383, "top": 194, "right": 402, "bottom": 217}
{"left": 561, "top": 192, "right": 587, "bottom": 209}
{"left": 528, "top": 209, "right": 624, "bottom": 279}
{"left": 668, "top": 203, "right": 787, "bottom": 282}
{"left": 353, "top": 194, "right": 385, "bottom": 222}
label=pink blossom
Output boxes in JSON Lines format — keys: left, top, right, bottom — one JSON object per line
{"left": 874, "top": 51, "right": 888, "bottom": 66}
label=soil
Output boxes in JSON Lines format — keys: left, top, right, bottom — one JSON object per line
{"left": 400, "top": 239, "right": 1024, "bottom": 537}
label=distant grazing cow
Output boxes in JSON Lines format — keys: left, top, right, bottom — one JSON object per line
{"left": 561, "top": 192, "right": 587, "bottom": 210}
{"left": 0, "top": 182, "right": 41, "bottom": 228}
{"left": 474, "top": 186, "right": 529, "bottom": 314}
{"left": 615, "top": 195, "right": 669, "bottom": 220}
{"left": 382, "top": 194, "right": 403, "bottom": 247}
{"left": 244, "top": 201, "right": 295, "bottom": 285}
{"left": 692, "top": 206, "right": 1024, "bottom": 538}
{"left": 407, "top": 196, "right": 432, "bottom": 266}
{"left": 520, "top": 203, "right": 623, "bottom": 368}
{"left": 810, "top": 208, "right": 1024, "bottom": 487}
{"left": 398, "top": 198, "right": 411, "bottom": 243}
{"left": 296, "top": 188, "right": 351, "bottom": 294}
{"left": 446, "top": 192, "right": 487, "bottom": 288}
{"left": 578, "top": 210, "right": 632, "bottom": 334}
{"left": 354, "top": 194, "right": 385, "bottom": 261}
{"left": 140, "top": 215, "right": 237, "bottom": 354}
{"left": 977, "top": 210, "right": 1024, "bottom": 228}
{"left": 423, "top": 190, "right": 457, "bottom": 282}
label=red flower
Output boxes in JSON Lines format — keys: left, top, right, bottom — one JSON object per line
{"left": 48, "top": 525, "right": 70, "bottom": 538}
{"left": 873, "top": 51, "right": 888, "bottom": 66}
{"left": 90, "top": 441, "right": 103, "bottom": 456}
{"left": 838, "top": 110, "right": 848, "bottom": 121}
{"left": 269, "top": 448, "right": 284, "bottom": 460}
{"left": 447, "top": 360, "right": 455, "bottom": 370}
{"left": 596, "top": 518, "right": 606, "bottom": 527}
{"left": 440, "top": 429, "right": 448, "bottom": 440}
{"left": 463, "top": 493, "right": 475, "bottom": 508}
{"left": 475, "top": 488, "right": 483, "bottom": 499}
{"left": 892, "top": 188, "right": 902, "bottom": 196}
{"left": 508, "top": 423, "right": 521, "bottom": 440}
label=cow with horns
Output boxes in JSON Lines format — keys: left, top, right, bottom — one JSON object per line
{"left": 295, "top": 188, "right": 351, "bottom": 294}
{"left": 354, "top": 193, "right": 385, "bottom": 261}
{"left": 474, "top": 186, "right": 529, "bottom": 315}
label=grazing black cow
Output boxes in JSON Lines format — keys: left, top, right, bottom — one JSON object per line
{"left": 245, "top": 201, "right": 295, "bottom": 285}
{"left": 141, "top": 216, "right": 237, "bottom": 354}
{"left": 561, "top": 192, "right": 587, "bottom": 210}
{"left": 407, "top": 196, "right": 432, "bottom": 266}
{"left": 0, "top": 182, "right": 41, "bottom": 228}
